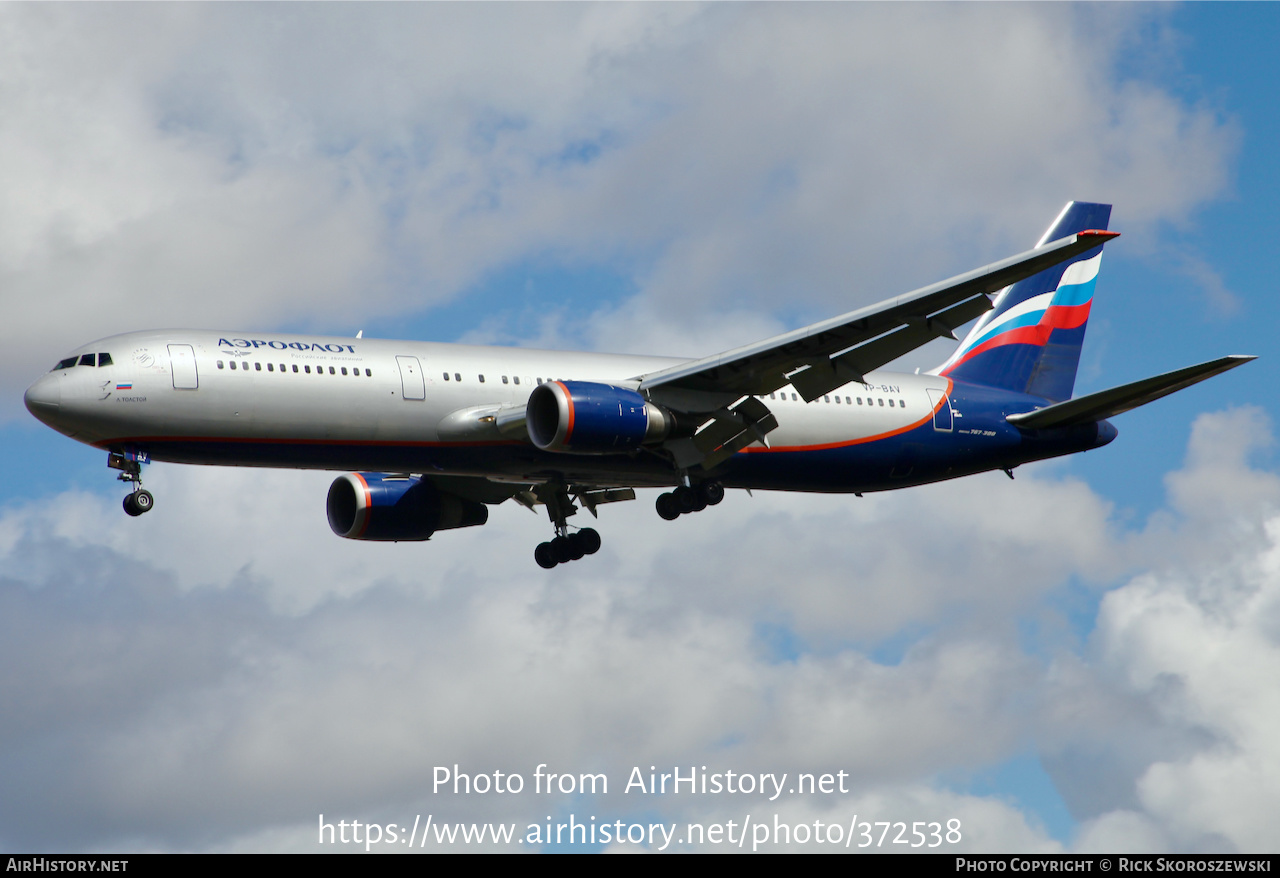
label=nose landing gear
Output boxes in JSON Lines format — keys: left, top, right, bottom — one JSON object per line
{"left": 656, "top": 480, "right": 724, "bottom": 521}
{"left": 109, "top": 451, "right": 155, "bottom": 517}
{"left": 123, "top": 489, "right": 154, "bottom": 517}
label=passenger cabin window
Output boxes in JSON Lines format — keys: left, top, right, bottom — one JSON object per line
{"left": 501, "top": 376, "right": 508, "bottom": 384}
{"left": 455, "top": 373, "right": 462, "bottom": 382}
{"left": 305, "top": 366, "right": 311, "bottom": 374}
{"left": 292, "top": 365, "right": 299, "bottom": 373}
{"left": 479, "top": 375, "right": 485, "bottom": 383}
{"left": 229, "top": 361, "right": 237, "bottom": 370}
{"left": 216, "top": 360, "right": 225, "bottom": 369}
{"left": 255, "top": 362, "right": 262, "bottom": 371}
{"left": 443, "top": 373, "right": 450, "bottom": 381}
{"left": 365, "top": 369, "right": 371, "bottom": 377}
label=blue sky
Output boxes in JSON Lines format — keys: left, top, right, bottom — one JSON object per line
{"left": 3, "top": 3, "right": 1279, "bottom": 853}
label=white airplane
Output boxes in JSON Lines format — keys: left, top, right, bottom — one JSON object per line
{"left": 24, "top": 203, "right": 1252, "bottom": 567}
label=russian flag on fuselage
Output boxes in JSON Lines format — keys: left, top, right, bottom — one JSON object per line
{"left": 937, "top": 201, "right": 1111, "bottom": 403}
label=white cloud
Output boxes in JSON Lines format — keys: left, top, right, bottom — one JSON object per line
{"left": 2, "top": 4, "right": 1236, "bottom": 419}
{"left": 1083, "top": 427, "right": 1280, "bottom": 850}
{"left": 1, "top": 2, "right": 1267, "bottom": 855}
{"left": 1031, "top": 408, "right": 1280, "bottom": 853}
{"left": 1, "top": 409, "right": 1274, "bottom": 852}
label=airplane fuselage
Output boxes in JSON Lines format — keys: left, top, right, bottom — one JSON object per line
{"left": 24, "top": 329, "right": 1115, "bottom": 495}
{"left": 23, "top": 204, "right": 1252, "bottom": 568}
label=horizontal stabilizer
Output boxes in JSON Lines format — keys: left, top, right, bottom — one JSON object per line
{"left": 1006, "top": 355, "right": 1255, "bottom": 430}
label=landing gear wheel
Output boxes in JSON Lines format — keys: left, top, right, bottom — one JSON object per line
{"left": 656, "top": 492, "right": 680, "bottom": 521}
{"left": 531, "top": 484, "right": 610, "bottom": 567}
{"left": 535, "top": 542, "right": 557, "bottom": 569}
{"left": 123, "top": 490, "right": 154, "bottom": 517}
{"left": 578, "top": 528, "right": 601, "bottom": 555}
{"left": 699, "top": 481, "right": 725, "bottom": 506}
{"left": 552, "top": 535, "right": 573, "bottom": 564}
{"left": 674, "top": 485, "right": 697, "bottom": 514}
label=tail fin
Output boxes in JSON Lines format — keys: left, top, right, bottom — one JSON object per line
{"left": 937, "top": 201, "right": 1112, "bottom": 402}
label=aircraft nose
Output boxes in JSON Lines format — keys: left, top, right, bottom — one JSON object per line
{"left": 24, "top": 373, "right": 61, "bottom": 422}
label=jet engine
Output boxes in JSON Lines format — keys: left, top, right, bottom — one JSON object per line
{"left": 326, "top": 473, "right": 488, "bottom": 541}
{"left": 526, "top": 380, "right": 670, "bottom": 454}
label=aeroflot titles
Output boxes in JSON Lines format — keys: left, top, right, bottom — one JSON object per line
{"left": 218, "top": 338, "right": 358, "bottom": 353}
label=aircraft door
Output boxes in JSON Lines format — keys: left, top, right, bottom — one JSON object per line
{"left": 396, "top": 356, "right": 426, "bottom": 400}
{"left": 168, "top": 344, "right": 199, "bottom": 390}
{"left": 926, "top": 387, "right": 953, "bottom": 432}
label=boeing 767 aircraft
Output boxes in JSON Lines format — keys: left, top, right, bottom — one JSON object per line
{"left": 24, "top": 203, "right": 1253, "bottom": 567}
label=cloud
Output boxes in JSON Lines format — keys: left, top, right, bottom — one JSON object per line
{"left": 1, "top": 409, "right": 1275, "bottom": 852}
{"left": 2, "top": 4, "right": 1237, "bottom": 419}
{"left": 1032, "top": 408, "right": 1280, "bottom": 853}
{"left": 1084, "top": 426, "right": 1280, "bottom": 851}
{"left": 0, "top": 3, "right": 1266, "bottom": 855}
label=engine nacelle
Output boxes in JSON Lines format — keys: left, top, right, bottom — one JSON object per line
{"left": 526, "top": 380, "right": 669, "bottom": 454}
{"left": 326, "top": 473, "right": 488, "bottom": 541}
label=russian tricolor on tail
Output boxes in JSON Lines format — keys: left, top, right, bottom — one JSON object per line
{"left": 938, "top": 202, "right": 1114, "bottom": 403}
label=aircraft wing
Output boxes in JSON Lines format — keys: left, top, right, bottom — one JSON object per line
{"left": 423, "top": 474, "right": 530, "bottom": 505}
{"left": 638, "top": 230, "right": 1118, "bottom": 408}
{"left": 425, "top": 473, "right": 637, "bottom": 519}
{"left": 1005, "top": 355, "right": 1256, "bottom": 430}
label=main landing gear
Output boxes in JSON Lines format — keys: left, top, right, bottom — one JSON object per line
{"left": 534, "top": 528, "right": 601, "bottom": 569}
{"left": 655, "top": 480, "right": 724, "bottom": 521}
{"left": 108, "top": 451, "right": 154, "bottom": 517}
{"left": 533, "top": 483, "right": 602, "bottom": 569}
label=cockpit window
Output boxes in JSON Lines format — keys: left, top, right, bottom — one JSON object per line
{"left": 78, "top": 354, "right": 96, "bottom": 367}
{"left": 98, "top": 353, "right": 113, "bottom": 367}
{"left": 54, "top": 357, "right": 78, "bottom": 371}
